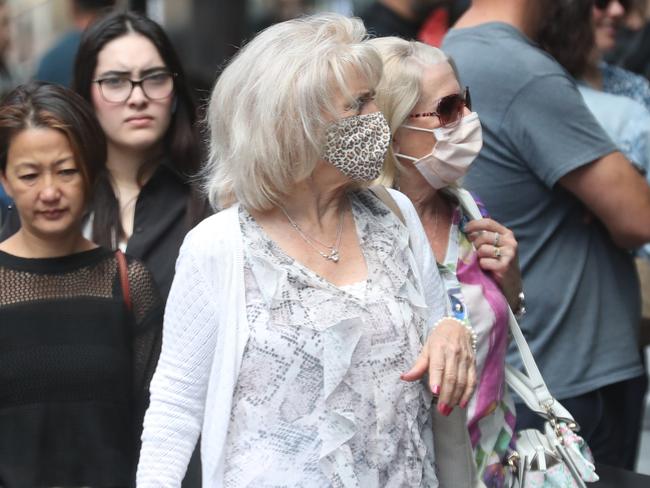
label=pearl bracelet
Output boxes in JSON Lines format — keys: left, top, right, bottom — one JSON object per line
{"left": 434, "top": 316, "right": 478, "bottom": 354}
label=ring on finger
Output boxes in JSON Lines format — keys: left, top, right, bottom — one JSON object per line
{"left": 494, "top": 246, "right": 502, "bottom": 259}
{"left": 494, "top": 232, "right": 501, "bottom": 247}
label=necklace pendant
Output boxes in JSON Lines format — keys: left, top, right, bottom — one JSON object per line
{"left": 327, "top": 250, "right": 340, "bottom": 263}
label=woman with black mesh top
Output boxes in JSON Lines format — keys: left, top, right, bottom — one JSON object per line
{"left": 0, "top": 82, "right": 163, "bottom": 487}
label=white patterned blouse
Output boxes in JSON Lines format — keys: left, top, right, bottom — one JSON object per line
{"left": 137, "top": 189, "right": 449, "bottom": 487}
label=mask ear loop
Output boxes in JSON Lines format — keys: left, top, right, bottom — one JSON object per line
{"left": 401, "top": 124, "right": 436, "bottom": 133}
{"left": 393, "top": 152, "right": 418, "bottom": 162}
{"left": 393, "top": 124, "right": 437, "bottom": 162}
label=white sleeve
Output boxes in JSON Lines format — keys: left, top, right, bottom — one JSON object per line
{"left": 136, "top": 237, "right": 220, "bottom": 487}
{"left": 387, "top": 188, "right": 451, "bottom": 327}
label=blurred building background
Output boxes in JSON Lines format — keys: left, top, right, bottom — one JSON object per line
{"left": 7, "top": 0, "right": 376, "bottom": 98}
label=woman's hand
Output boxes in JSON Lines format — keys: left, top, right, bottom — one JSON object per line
{"left": 401, "top": 318, "right": 476, "bottom": 416}
{"left": 465, "top": 218, "right": 523, "bottom": 309}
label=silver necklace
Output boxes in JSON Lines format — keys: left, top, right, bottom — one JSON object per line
{"left": 279, "top": 204, "right": 345, "bottom": 263}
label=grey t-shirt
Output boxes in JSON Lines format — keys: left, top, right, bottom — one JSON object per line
{"left": 443, "top": 23, "right": 642, "bottom": 399}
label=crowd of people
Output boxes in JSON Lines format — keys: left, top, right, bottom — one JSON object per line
{"left": 0, "top": 0, "right": 649, "bottom": 487}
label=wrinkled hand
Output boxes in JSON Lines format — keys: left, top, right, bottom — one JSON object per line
{"left": 401, "top": 318, "right": 476, "bottom": 416}
{"left": 465, "top": 218, "right": 522, "bottom": 308}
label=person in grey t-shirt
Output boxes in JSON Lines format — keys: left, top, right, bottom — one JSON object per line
{"left": 443, "top": 0, "right": 650, "bottom": 469}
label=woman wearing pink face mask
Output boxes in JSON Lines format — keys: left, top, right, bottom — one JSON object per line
{"left": 370, "top": 37, "right": 524, "bottom": 488}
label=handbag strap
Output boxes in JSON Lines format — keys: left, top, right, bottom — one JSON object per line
{"left": 115, "top": 250, "right": 132, "bottom": 312}
{"left": 453, "top": 188, "right": 577, "bottom": 425}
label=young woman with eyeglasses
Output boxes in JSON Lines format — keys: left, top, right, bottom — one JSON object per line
{"left": 67, "top": 13, "right": 207, "bottom": 487}
{"left": 0, "top": 82, "right": 163, "bottom": 487}
{"left": 71, "top": 11, "right": 208, "bottom": 301}
{"left": 369, "top": 37, "right": 524, "bottom": 488}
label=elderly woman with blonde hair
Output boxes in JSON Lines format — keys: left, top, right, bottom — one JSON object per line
{"left": 368, "top": 36, "right": 524, "bottom": 487}
{"left": 137, "top": 14, "right": 477, "bottom": 488}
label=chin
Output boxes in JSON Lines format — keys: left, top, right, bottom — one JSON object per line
{"left": 33, "top": 217, "right": 80, "bottom": 238}
{"left": 122, "top": 134, "right": 164, "bottom": 153}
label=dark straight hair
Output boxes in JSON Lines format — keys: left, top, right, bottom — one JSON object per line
{"left": 73, "top": 11, "right": 205, "bottom": 248}
{"left": 0, "top": 81, "right": 106, "bottom": 206}
{"left": 537, "top": 0, "right": 595, "bottom": 78}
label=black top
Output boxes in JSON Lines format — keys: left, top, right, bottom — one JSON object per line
{"left": 0, "top": 247, "right": 163, "bottom": 488}
{"left": 358, "top": 2, "right": 423, "bottom": 40}
{"left": 1, "top": 162, "right": 206, "bottom": 301}
{"left": 121, "top": 163, "right": 199, "bottom": 299}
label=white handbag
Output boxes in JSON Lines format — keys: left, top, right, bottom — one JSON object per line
{"left": 454, "top": 188, "right": 599, "bottom": 488}
{"left": 502, "top": 309, "right": 599, "bottom": 488}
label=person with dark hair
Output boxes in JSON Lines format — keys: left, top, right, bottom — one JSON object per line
{"left": 72, "top": 12, "right": 207, "bottom": 487}
{"left": 585, "top": 0, "right": 650, "bottom": 109}
{"left": 34, "top": 0, "right": 116, "bottom": 87}
{"left": 69, "top": 11, "right": 206, "bottom": 300}
{"left": 0, "top": 81, "right": 162, "bottom": 487}
{"left": 443, "top": 0, "right": 650, "bottom": 470}
{"left": 538, "top": 2, "right": 650, "bottom": 469}
{"left": 538, "top": 0, "right": 650, "bottom": 178}
{"left": 606, "top": 0, "right": 650, "bottom": 80}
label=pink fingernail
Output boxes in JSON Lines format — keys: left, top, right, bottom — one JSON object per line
{"left": 431, "top": 384, "right": 441, "bottom": 395}
{"left": 438, "top": 403, "right": 452, "bottom": 416}
{"left": 460, "top": 400, "right": 468, "bottom": 409}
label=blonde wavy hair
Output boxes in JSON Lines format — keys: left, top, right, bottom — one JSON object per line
{"left": 366, "top": 37, "right": 453, "bottom": 187}
{"left": 204, "top": 13, "right": 383, "bottom": 211}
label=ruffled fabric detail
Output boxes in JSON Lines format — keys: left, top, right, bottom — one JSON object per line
{"left": 230, "top": 190, "right": 436, "bottom": 487}
{"left": 243, "top": 190, "right": 429, "bottom": 330}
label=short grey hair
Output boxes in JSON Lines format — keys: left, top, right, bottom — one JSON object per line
{"left": 204, "top": 13, "right": 383, "bottom": 211}
{"left": 367, "top": 37, "right": 451, "bottom": 187}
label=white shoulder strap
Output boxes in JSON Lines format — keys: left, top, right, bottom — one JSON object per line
{"left": 453, "top": 188, "right": 577, "bottom": 426}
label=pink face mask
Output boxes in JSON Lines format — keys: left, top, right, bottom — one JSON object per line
{"left": 395, "top": 112, "right": 483, "bottom": 189}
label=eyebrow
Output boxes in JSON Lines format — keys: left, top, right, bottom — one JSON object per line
{"left": 355, "top": 89, "right": 376, "bottom": 99}
{"left": 96, "top": 66, "right": 169, "bottom": 78}
{"left": 15, "top": 157, "right": 73, "bottom": 169}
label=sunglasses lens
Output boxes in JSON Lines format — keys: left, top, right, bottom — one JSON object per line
{"left": 594, "top": 0, "right": 627, "bottom": 9}
{"left": 437, "top": 94, "right": 466, "bottom": 126}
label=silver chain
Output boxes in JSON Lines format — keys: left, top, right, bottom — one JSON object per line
{"left": 279, "top": 204, "right": 345, "bottom": 263}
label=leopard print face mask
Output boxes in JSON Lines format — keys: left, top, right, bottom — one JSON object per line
{"left": 323, "top": 111, "right": 391, "bottom": 182}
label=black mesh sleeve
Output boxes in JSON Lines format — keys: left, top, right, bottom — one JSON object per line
{"left": 125, "top": 257, "right": 164, "bottom": 477}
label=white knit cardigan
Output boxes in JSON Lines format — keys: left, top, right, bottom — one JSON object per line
{"left": 136, "top": 189, "right": 450, "bottom": 487}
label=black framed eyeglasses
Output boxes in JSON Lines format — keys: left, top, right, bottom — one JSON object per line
{"left": 408, "top": 86, "right": 471, "bottom": 127}
{"left": 594, "top": 0, "right": 629, "bottom": 10}
{"left": 93, "top": 71, "right": 177, "bottom": 103}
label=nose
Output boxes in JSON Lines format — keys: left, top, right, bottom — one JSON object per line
{"left": 127, "top": 83, "right": 148, "bottom": 107}
{"left": 39, "top": 174, "right": 61, "bottom": 202}
{"left": 609, "top": 1, "right": 626, "bottom": 18}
